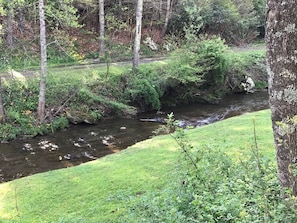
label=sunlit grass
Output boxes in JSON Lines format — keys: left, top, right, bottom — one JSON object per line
{"left": 0, "top": 109, "right": 274, "bottom": 222}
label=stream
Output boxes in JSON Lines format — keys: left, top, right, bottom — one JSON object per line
{"left": 0, "top": 91, "right": 269, "bottom": 183}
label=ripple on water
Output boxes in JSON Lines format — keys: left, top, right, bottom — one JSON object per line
{"left": 0, "top": 91, "right": 269, "bottom": 182}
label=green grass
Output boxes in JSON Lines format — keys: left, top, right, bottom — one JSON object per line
{"left": 0, "top": 109, "right": 274, "bottom": 222}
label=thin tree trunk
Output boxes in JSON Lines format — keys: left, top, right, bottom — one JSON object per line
{"left": 99, "top": 0, "right": 105, "bottom": 58}
{"left": 133, "top": 0, "right": 143, "bottom": 71}
{"left": 18, "top": 7, "right": 25, "bottom": 33}
{"left": 160, "top": 0, "right": 171, "bottom": 38}
{"left": 159, "top": 0, "right": 163, "bottom": 20}
{"left": 266, "top": 0, "right": 297, "bottom": 195}
{"left": 38, "top": 0, "right": 47, "bottom": 123}
{"left": 0, "top": 78, "right": 6, "bottom": 123}
{"left": 7, "top": 6, "right": 14, "bottom": 49}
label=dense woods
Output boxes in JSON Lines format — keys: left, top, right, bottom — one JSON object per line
{"left": 0, "top": 0, "right": 267, "bottom": 139}
{"left": 0, "top": 0, "right": 268, "bottom": 142}
{"left": 0, "top": 0, "right": 265, "bottom": 65}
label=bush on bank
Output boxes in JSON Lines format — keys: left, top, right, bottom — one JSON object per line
{"left": 0, "top": 38, "right": 266, "bottom": 141}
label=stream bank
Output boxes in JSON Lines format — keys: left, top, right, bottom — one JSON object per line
{"left": 0, "top": 91, "right": 269, "bottom": 183}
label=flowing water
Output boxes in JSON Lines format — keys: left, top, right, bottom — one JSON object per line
{"left": 0, "top": 91, "right": 269, "bottom": 183}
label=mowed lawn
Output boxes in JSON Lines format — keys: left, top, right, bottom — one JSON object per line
{"left": 0, "top": 109, "right": 275, "bottom": 223}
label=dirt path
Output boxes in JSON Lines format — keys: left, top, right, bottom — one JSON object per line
{"left": 0, "top": 44, "right": 265, "bottom": 80}
{"left": 0, "top": 56, "right": 169, "bottom": 80}
{"left": 230, "top": 44, "right": 266, "bottom": 52}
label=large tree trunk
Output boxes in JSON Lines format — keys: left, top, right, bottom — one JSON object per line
{"left": 38, "top": 0, "right": 47, "bottom": 123}
{"left": 160, "top": 0, "right": 171, "bottom": 38}
{"left": 0, "top": 78, "right": 6, "bottom": 124}
{"left": 266, "top": 0, "right": 297, "bottom": 195}
{"left": 133, "top": 0, "right": 143, "bottom": 71}
{"left": 98, "top": 0, "right": 105, "bottom": 58}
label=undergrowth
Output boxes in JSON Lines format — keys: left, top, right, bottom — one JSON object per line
{"left": 122, "top": 114, "right": 297, "bottom": 223}
{"left": 0, "top": 38, "right": 266, "bottom": 141}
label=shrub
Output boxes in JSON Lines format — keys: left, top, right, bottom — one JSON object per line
{"left": 51, "top": 117, "right": 69, "bottom": 132}
{"left": 196, "top": 37, "right": 228, "bottom": 89}
{"left": 123, "top": 117, "right": 297, "bottom": 222}
{"left": 166, "top": 36, "right": 229, "bottom": 102}
{"left": 224, "top": 50, "right": 266, "bottom": 92}
{"left": 125, "top": 78, "right": 161, "bottom": 111}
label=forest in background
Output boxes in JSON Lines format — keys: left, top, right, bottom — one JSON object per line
{"left": 0, "top": 0, "right": 267, "bottom": 141}
{"left": 0, "top": 0, "right": 266, "bottom": 67}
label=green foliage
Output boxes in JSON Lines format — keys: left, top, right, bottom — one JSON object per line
{"left": 3, "top": 79, "right": 39, "bottom": 111}
{"left": 0, "top": 107, "right": 49, "bottom": 140}
{"left": 168, "top": 0, "right": 203, "bottom": 38}
{"left": 46, "top": 0, "right": 81, "bottom": 29}
{"left": 195, "top": 37, "right": 229, "bottom": 88}
{"left": 0, "top": 45, "right": 266, "bottom": 140}
{"left": 225, "top": 49, "right": 266, "bottom": 92}
{"left": 108, "top": 43, "right": 133, "bottom": 61}
{"left": 252, "top": 0, "right": 266, "bottom": 36}
{"left": 46, "top": 75, "right": 81, "bottom": 107}
{"left": 76, "top": 87, "right": 135, "bottom": 116}
{"left": 167, "top": 36, "right": 228, "bottom": 102}
{"left": 0, "top": 110, "right": 276, "bottom": 222}
{"left": 0, "top": 49, "right": 40, "bottom": 70}
{"left": 169, "top": 0, "right": 265, "bottom": 45}
{"left": 0, "top": 78, "right": 48, "bottom": 140}
{"left": 51, "top": 116, "right": 69, "bottom": 132}
{"left": 124, "top": 116, "right": 297, "bottom": 223}
{"left": 127, "top": 79, "right": 161, "bottom": 111}
{"left": 124, "top": 38, "right": 265, "bottom": 107}
{"left": 207, "top": 0, "right": 261, "bottom": 45}
{"left": 0, "top": 123, "right": 19, "bottom": 141}
{"left": 47, "top": 29, "right": 83, "bottom": 64}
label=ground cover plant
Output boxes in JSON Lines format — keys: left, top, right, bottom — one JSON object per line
{"left": 1, "top": 110, "right": 297, "bottom": 222}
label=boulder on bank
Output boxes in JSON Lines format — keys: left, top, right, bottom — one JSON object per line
{"left": 143, "top": 37, "right": 158, "bottom": 51}
{"left": 241, "top": 76, "right": 255, "bottom": 93}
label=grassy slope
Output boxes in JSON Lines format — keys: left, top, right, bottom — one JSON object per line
{"left": 0, "top": 109, "right": 274, "bottom": 223}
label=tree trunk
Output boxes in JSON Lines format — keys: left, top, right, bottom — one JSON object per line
{"left": 0, "top": 78, "right": 6, "bottom": 124}
{"left": 38, "top": 0, "right": 47, "bottom": 123}
{"left": 160, "top": 0, "right": 171, "bottom": 38}
{"left": 7, "top": 5, "right": 14, "bottom": 49}
{"left": 18, "top": 7, "right": 25, "bottom": 33}
{"left": 133, "top": 0, "right": 143, "bottom": 71}
{"left": 159, "top": 0, "right": 163, "bottom": 20}
{"left": 98, "top": 0, "right": 105, "bottom": 58}
{"left": 266, "top": 0, "right": 297, "bottom": 195}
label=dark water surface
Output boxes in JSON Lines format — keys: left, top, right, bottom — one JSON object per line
{"left": 0, "top": 91, "right": 269, "bottom": 183}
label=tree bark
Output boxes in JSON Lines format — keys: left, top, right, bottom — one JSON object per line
{"left": 133, "top": 0, "right": 143, "bottom": 71}
{"left": 38, "top": 0, "right": 47, "bottom": 123}
{"left": 7, "top": 5, "right": 14, "bottom": 49}
{"left": 160, "top": 0, "right": 171, "bottom": 38}
{"left": 17, "top": 7, "right": 25, "bottom": 32}
{"left": 0, "top": 78, "right": 6, "bottom": 123}
{"left": 98, "top": 0, "right": 105, "bottom": 58}
{"left": 266, "top": 0, "right": 297, "bottom": 195}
